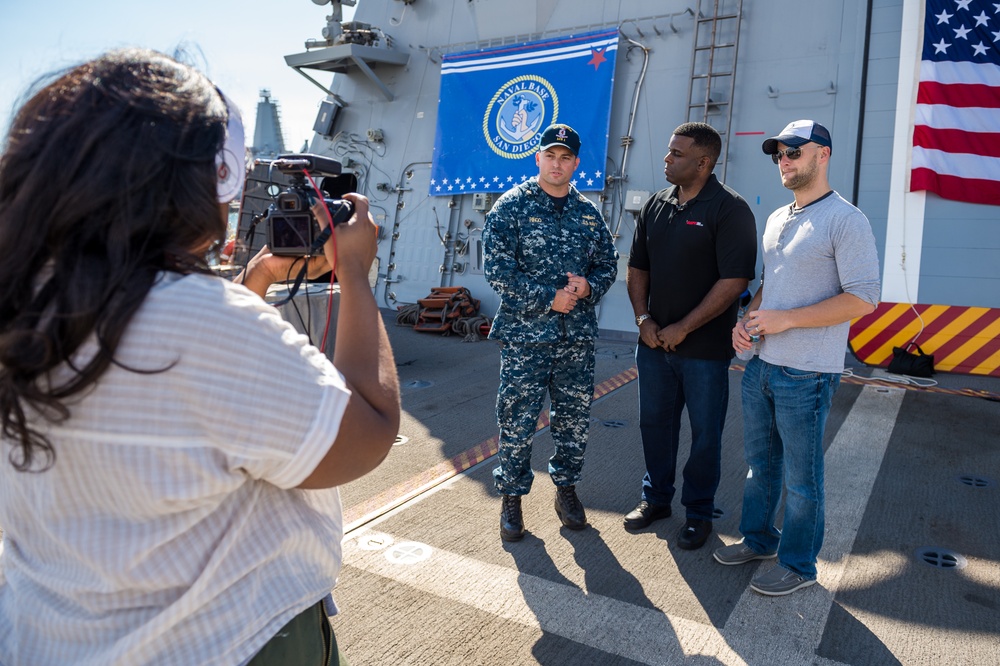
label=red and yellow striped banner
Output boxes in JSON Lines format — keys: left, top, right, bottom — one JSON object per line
{"left": 850, "top": 302, "right": 1000, "bottom": 376}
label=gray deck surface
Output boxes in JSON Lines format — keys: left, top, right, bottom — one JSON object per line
{"left": 329, "top": 312, "right": 1000, "bottom": 665}
{"left": 3, "top": 309, "right": 993, "bottom": 664}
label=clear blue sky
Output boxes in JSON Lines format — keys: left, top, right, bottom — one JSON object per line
{"left": 1, "top": 1, "right": 355, "bottom": 151}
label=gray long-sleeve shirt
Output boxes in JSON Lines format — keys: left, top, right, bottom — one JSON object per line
{"left": 758, "top": 191, "right": 881, "bottom": 374}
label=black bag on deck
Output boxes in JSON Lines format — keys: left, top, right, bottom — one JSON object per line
{"left": 887, "top": 342, "right": 935, "bottom": 377}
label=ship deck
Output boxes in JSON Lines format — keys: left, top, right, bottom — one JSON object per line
{"left": 330, "top": 310, "right": 1000, "bottom": 666}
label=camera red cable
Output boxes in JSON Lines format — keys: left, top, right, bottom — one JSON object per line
{"left": 302, "top": 169, "right": 338, "bottom": 274}
{"left": 303, "top": 169, "right": 339, "bottom": 353}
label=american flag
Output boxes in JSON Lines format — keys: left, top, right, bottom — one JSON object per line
{"left": 910, "top": 0, "right": 1000, "bottom": 205}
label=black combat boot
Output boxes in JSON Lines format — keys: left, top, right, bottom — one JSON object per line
{"left": 500, "top": 495, "right": 525, "bottom": 542}
{"left": 554, "top": 485, "right": 587, "bottom": 530}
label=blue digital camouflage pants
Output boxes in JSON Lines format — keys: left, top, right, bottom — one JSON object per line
{"left": 493, "top": 340, "right": 596, "bottom": 495}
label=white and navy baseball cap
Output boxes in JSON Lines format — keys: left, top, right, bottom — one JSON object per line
{"left": 538, "top": 124, "right": 581, "bottom": 156}
{"left": 761, "top": 120, "right": 832, "bottom": 155}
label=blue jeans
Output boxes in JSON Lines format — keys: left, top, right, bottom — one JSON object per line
{"left": 738, "top": 357, "right": 840, "bottom": 579}
{"left": 635, "top": 344, "right": 730, "bottom": 520}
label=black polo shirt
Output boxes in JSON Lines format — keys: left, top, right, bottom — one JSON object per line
{"left": 628, "top": 173, "right": 757, "bottom": 360}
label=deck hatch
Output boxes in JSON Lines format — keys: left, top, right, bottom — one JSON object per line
{"left": 956, "top": 474, "right": 995, "bottom": 488}
{"left": 915, "top": 547, "right": 968, "bottom": 570}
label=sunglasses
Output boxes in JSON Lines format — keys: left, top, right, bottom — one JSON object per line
{"left": 771, "top": 147, "right": 806, "bottom": 164}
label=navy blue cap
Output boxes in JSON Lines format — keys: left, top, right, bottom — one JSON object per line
{"left": 538, "top": 124, "right": 581, "bottom": 156}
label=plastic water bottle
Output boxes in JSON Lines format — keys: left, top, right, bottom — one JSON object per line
{"left": 736, "top": 334, "right": 760, "bottom": 361}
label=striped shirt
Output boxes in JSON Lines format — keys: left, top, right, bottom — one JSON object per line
{"left": 0, "top": 272, "right": 351, "bottom": 664}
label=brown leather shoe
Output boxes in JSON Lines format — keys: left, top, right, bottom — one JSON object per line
{"left": 554, "top": 485, "right": 587, "bottom": 530}
{"left": 500, "top": 495, "right": 525, "bottom": 542}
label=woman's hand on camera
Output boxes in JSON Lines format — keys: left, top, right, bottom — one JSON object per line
{"left": 236, "top": 245, "right": 331, "bottom": 299}
{"left": 317, "top": 193, "right": 377, "bottom": 282}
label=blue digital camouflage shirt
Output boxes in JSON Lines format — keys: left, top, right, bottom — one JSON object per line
{"left": 483, "top": 179, "right": 618, "bottom": 343}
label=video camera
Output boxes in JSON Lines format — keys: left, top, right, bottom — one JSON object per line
{"left": 265, "top": 153, "right": 354, "bottom": 256}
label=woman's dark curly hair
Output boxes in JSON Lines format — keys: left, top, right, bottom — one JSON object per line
{"left": 0, "top": 48, "right": 229, "bottom": 471}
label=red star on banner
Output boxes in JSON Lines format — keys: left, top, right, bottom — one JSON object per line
{"left": 587, "top": 47, "right": 607, "bottom": 70}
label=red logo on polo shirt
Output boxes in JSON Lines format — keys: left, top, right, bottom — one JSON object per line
{"left": 686, "top": 220, "right": 704, "bottom": 227}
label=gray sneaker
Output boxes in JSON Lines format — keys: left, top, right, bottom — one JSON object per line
{"left": 750, "top": 565, "right": 817, "bottom": 596}
{"left": 713, "top": 541, "right": 777, "bottom": 566}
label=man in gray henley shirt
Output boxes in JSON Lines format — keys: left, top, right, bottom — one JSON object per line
{"left": 712, "top": 120, "right": 880, "bottom": 597}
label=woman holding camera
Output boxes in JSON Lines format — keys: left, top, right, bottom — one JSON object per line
{"left": 0, "top": 48, "right": 399, "bottom": 665}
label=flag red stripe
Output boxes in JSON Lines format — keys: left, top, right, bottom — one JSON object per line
{"left": 912, "top": 125, "right": 1000, "bottom": 159}
{"left": 910, "top": 168, "right": 1000, "bottom": 205}
{"left": 916, "top": 81, "right": 1000, "bottom": 109}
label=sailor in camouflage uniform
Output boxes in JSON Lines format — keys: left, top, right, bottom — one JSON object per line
{"left": 483, "top": 124, "right": 618, "bottom": 542}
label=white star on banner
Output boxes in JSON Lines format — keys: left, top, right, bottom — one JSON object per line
{"left": 972, "top": 41, "right": 990, "bottom": 55}
{"left": 571, "top": 179, "right": 578, "bottom": 187}
{"left": 992, "top": 29, "right": 1000, "bottom": 41}
{"left": 955, "top": 0, "right": 973, "bottom": 11}
{"left": 507, "top": 176, "right": 514, "bottom": 182}
{"left": 595, "top": 170, "right": 603, "bottom": 179}
{"left": 954, "top": 24, "right": 972, "bottom": 39}
{"left": 470, "top": 183, "right": 477, "bottom": 189}
{"left": 975, "top": 11, "right": 991, "bottom": 25}
{"left": 937, "top": 9, "right": 954, "bottom": 23}
{"left": 934, "top": 38, "right": 952, "bottom": 53}
{"left": 579, "top": 172, "right": 588, "bottom": 179}
{"left": 479, "top": 176, "right": 485, "bottom": 182}
{"left": 493, "top": 176, "right": 499, "bottom": 182}
{"left": 436, "top": 185, "right": 441, "bottom": 192}
{"left": 587, "top": 179, "right": 594, "bottom": 186}
{"left": 448, "top": 185, "right": 453, "bottom": 191}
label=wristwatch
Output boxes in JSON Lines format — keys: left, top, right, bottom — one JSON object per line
{"left": 635, "top": 314, "right": 651, "bottom": 327}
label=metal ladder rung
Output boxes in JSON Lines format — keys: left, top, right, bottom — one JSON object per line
{"left": 696, "top": 10, "right": 740, "bottom": 20}
{"left": 691, "top": 72, "right": 734, "bottom": 80}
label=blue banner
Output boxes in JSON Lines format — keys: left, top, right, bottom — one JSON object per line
{"left": 430, "top": 29, "right": 619, "bottom": 196}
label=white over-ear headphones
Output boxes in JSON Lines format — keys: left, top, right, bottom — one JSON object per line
{"left": 215, "top": 92, "right": 246, "bottom": 204}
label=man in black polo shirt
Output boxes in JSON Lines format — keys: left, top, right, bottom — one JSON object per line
{"left": 625, "top": 122, "right": 757, "bottom": 549}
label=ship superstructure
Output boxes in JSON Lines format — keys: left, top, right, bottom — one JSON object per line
{"left": 238, "top": 0, "right": 1000, "bottom": 374}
